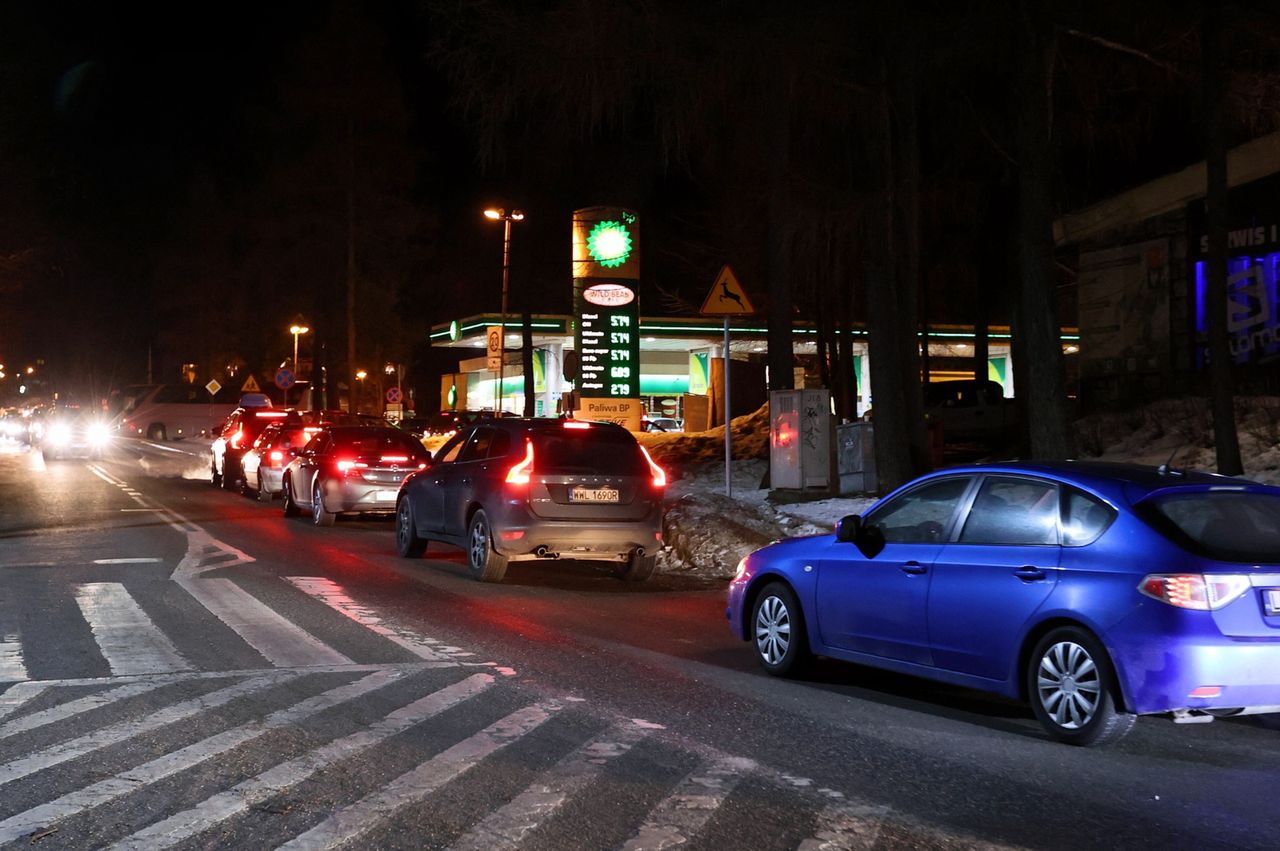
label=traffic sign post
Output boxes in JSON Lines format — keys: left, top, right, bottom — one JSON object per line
{"left": 274, "top": 368, "right": 295, "bottom": 390}
{"left": 385, "top": 386, "right": 402, "bottom": 404}
{"left": 700, "top": 265, "right": 756, "bottom": 497}
{"left": 205, "top": 379, "right": 222, "bottom": 397}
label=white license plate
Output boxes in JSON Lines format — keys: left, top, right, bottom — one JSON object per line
{"left": 375, "top": 490, "right": 398, "bottom": 502}
{"left": 1266, "top": 589, "right": 1280, "bottom": 616}
{"left": 570, "top": 487, "right": 619, "bottom": 503}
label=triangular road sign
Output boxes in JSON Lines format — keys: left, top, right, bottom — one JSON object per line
{"left": 241, "top": 375, "right": 261, "bottom": 393}
{"left": 700, "top": 265, "right": 756, "bottom": 316}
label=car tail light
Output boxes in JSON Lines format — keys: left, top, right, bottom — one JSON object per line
{"left": 336, "top": 458, "right": 369, "bottom": 475}
{"left": 381, "top": 455, "right": 409, "bottom": 464}
{"left": 1138, "top": 574, "right": 1251, "bottom": 610}
{"left": 563, "top": 420, "right": 590, "bottom": 429}
{"left": 506, "top": 439, "right": 535, "bottom": 486}
{"left": 269, "top": 450, "right": 285, "bottom": 467}
{"left": 639, "top": 445, "right": 667, "bottom": 489}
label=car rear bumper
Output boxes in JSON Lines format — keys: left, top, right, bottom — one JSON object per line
{"left": 492, "top": 514, "right": 663, "bottom": 562}
{"left": 1115, "top": 635, "right": 1280, "bottom": 714}
{"left": 321, "top": 478, "right": 401, "bottom": 515}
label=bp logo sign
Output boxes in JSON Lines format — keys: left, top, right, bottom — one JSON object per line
{"left": 586, "top": 220, "right": 634, "bottom": 269}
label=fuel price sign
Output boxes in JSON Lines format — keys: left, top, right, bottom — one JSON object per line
{"left": 576, "top": 283, "right": 639, "bottom": 398}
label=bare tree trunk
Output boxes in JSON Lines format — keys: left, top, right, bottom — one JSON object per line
{"left": 1014, "top": 1, "right": 1071, "bottom": 459}
{"left": 1202, "top": 10, "right": 1243, "bottom": 475}
{"left": 766, "top": 74, "right": 794, "bottom": 392}
{"left": 815, "top": 297, "right": 831, "bottom": 393}
{"left": 866, "top": 78, "right": 915, "bottom": 493}
{"left": 892, "top": 46, "right": 932, "bottom": 475}
{"left": 521, "top": 310, "right": 535, "bottom": 417}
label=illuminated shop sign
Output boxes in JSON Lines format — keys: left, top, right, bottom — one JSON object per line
{"left": 1194, "top": 252, "right": 1280, "bottom": 363}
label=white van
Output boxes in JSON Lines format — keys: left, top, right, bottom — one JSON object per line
{"left": 118, "top": 384, "right": 242, "bottom": 441}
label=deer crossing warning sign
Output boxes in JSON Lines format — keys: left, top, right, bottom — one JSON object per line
{"left": 699, "top": 265, "right": 756, "bottom": 316}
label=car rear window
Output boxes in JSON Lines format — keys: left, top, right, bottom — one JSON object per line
{"left": 1139, "top": 490, "right": 1280, "bottom": 562}
{"left": 333, "top": 430, "right": 428, "bottom": 458}
{"left": 531, "top": 428, "right": 646, "bottom": 476}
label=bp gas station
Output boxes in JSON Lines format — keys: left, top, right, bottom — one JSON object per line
{"left": 430, "top": 206, "right": 1020, "bottom": 432}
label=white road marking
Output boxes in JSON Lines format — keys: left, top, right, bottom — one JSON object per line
{"left": 277, "top": 700, "right": 560, "bottom": 850}
{"left": 797, "top": 801, "right": 890, "bottom": 851}
{"left": 0, "top": 636, "right": 28, "bottom": 682}
{"left": 120, "top": 508, "right": 164, "bottom": 512}
{"left": 0, "top": 682, "right": 46, "bottom": 722}
{"left": 620, "top": 755, "right": 754, "bottom": 851}
{"left": 286, "top": 577, "right": 470, "bottom": 662}
{"left": 0, "top": 681, "right": 171, "bottom": 740}
{"left": 0, "top": 673, "right": 282, "bottom": 787}
{"left": 92, "top": 558, "right": 162, "bottom": 564}
{"left": 0, "top": 669, "right": 406, "bottom": 845}
{"left": 449, "top": 721, "right": 649, "bottom": 851}
{"left": 176, "top": 578, "right": 351, "bottom": 668}
{"left": 109, "top": 673, "right": 496, "bottom": 851}
{"left": 74, "top": 583, "right": 191, "bottom": 675}
{"left": 87, "top": 465, "right": 122, "bottom": 486}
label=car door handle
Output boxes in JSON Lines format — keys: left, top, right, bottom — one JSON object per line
{"left": 1014, "top": 566, "right": 1046, "bottom": 581}
{"left": 901, "top": 561, "right": 928, "bottom": 575}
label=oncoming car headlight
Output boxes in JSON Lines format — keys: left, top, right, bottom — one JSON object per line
{"left": 47, "top": 423, "right": 72, "bottom": 446}
{"left": 88, "top": 422, "right": 112, "bottom": 447}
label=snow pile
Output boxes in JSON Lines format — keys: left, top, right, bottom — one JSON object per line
{"left": 1073, "top": 396, "right": 1280, "bottom": 485}
{"left": 637, "top": 404, "right": 772, "bottom": 469}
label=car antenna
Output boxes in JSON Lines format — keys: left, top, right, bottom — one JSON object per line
{"left": 1157, "top": 446, "right": 1183, "bottom": 476}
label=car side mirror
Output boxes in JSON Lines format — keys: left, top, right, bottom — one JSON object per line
{"left": 835, "top": 514, "right": 861, "bottom": 543}
{"left": 836, "top": 514, "right": 886, "bottom": 558}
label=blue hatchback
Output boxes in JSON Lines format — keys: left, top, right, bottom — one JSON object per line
{"left": 727, "top": 461, "right": 1280, "bottom": 746}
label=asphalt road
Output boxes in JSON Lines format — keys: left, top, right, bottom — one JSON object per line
{"left": 0, "top": 436, "right": 1276, "bottom": 850}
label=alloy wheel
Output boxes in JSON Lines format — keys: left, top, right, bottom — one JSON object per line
{"left": 1036, "top": 640, "right": 1101, "bottom": 730}
{"left": 469, "top": 515, "right": 489, "bottom": 568}
{"left": 754, "top": 594, "right": 791, "bottom": 666}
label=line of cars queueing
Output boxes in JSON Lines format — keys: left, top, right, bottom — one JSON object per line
{"left": 209, "top": 399, "right": 667, "bottom": 584}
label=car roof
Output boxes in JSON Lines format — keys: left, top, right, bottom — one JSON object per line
{"left": 928, "top": 459, "right": 1258, "bottom": 502}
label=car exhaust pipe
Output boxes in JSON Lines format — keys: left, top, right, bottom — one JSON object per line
{"left": 534, "top": 546, "right": 559, "bottom": 559}
{"left": 632, "top": 546, "right": 646, "bottom": 559}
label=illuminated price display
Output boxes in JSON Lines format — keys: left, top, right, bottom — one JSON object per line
{"left": 575, "top": 283, "right": 640, "bottom": 399}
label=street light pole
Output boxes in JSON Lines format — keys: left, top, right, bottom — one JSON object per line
{"left": 485, "top": 208, "right": 524, "bottom": 413}
{"left": 289, "top": 320, "right": 310, "bottom": 407}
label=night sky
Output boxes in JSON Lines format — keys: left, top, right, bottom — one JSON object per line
{"left": 1, "top": 1, "right": 1272, "bottom": 407}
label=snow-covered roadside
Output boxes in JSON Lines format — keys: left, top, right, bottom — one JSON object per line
{"left": 657, "top": 459, "right": 876, "bottom": 580}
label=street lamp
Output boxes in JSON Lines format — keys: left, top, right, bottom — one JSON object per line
{"left": 289, "top": 320, "right": 310, "bottom": 405}
{"left": 484, "top": 207, "right": 524, "bottom": 413}
{"left": 355, "top": 369, "right": 367, "bottom": 413}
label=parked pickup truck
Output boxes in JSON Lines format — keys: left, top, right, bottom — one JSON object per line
{"left": 923, "top": 379, "right": 1017, "bottom": 443}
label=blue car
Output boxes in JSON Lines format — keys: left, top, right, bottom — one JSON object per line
{"left": 727, "top": 461, "right": 1280, "bottom": 746}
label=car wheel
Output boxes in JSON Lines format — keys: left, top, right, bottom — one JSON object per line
{"left": 751, "top": 582, "right": 809, "bottom": 676}
{"left": 312, "top": 480, "right": 336, "bottom": 527}
{"left": 256, "top": 474, "right": 273, "bottom": 503}
{"left": 396, "top": 498, "right": 427, "bottom": 558}
{"left": 1027, "top": 627, "right": 1136, "bottom": 747}
{"left": 282, "top": 475, "right": 300, "bottom": 517}
{"left": 211, "top": 456, "right": 221, "bottom": 487}
{"left": 467, "top": 510, "right": 508, "bottom": 582}
{"left": 621, "top": 551, "right": 657, "bottom": 582}
{"left": 221, "top": 456, "right": 240, "bottom": 490}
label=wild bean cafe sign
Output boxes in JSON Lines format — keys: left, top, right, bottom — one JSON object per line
{"left": 572, "top": 207, "right": 642, "bottom": 431}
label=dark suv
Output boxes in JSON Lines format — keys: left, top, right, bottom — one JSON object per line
{"left": 210, "top": 398, "right": 287, "bottom": 490}
{"left": 394, "top": 418, "right": 667, "bottom": 582}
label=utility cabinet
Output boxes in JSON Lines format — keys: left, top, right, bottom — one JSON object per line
{"left": 769, "top": 389, "right": 831, "bottom": 490}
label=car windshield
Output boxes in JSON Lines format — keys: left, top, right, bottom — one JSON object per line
{"left": 530, "top": 428, "right": 646, "bottom": 476}
{"left": 1139, "top": 490, "right": 1280, "bottom": 563}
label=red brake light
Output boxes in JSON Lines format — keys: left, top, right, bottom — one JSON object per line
{"left": 563, "top": 420, "right": 591, "bottom": 429}
{"left": 1138, "top": 574, "right": 1251, "bottom": 610}
{"left": 269, "top": 450, "right": 284, "bottom": 465}
{"left": 639, "top": 445, "right": 666, "bottom": 488}
{"left": 381, "top": 455, "right": 409, "bottom": 463}
{"left": 336, "top": 458, "right": 369, "bottom": 474}
{"left": 506, "top": 439, "right": 535, "bottom": 485}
